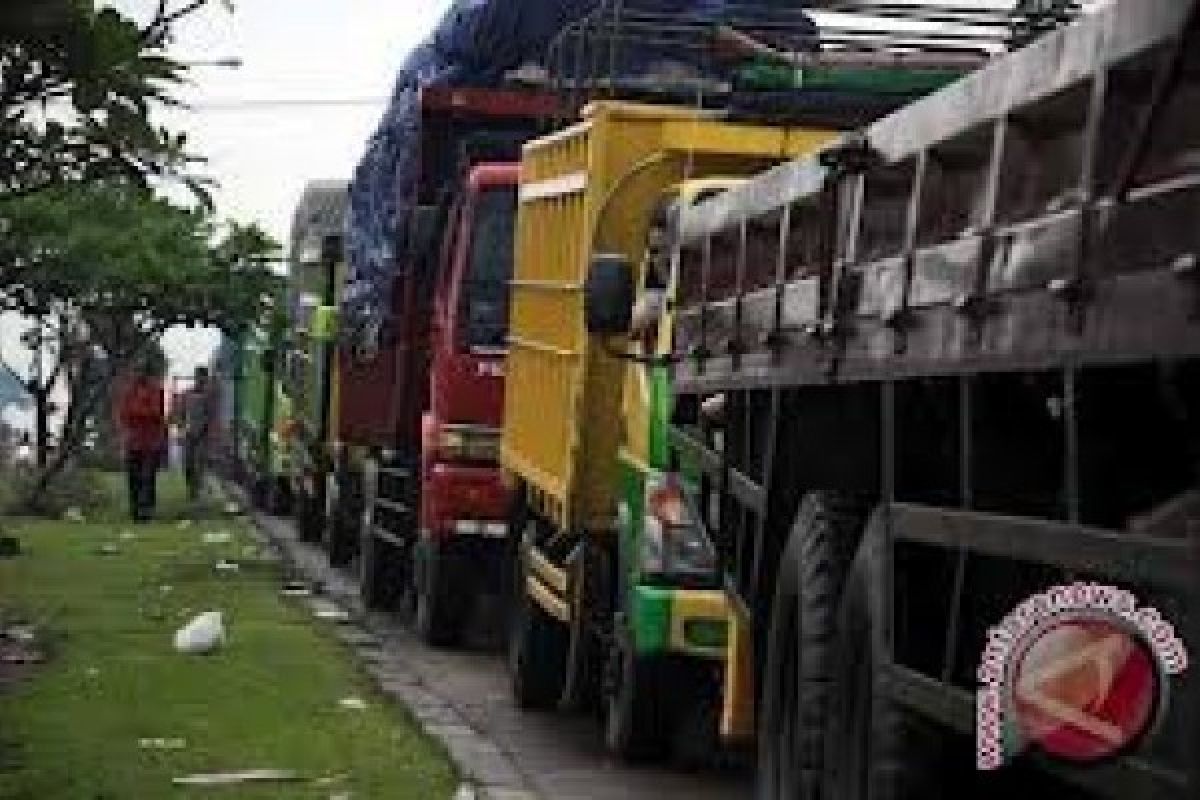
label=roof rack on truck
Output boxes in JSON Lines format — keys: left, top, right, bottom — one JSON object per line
{"left": 541, "top": 0, "right": 1082, "bottom": 127}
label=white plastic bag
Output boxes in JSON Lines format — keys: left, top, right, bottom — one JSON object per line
{"left": 173, "top": 611, "right": 225, "bottom": 654}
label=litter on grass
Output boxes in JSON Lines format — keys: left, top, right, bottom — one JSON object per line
{"left": 95, "top": 543, "right": 120, "bottom": 556}
{"left": 0, "top": 651, "right": 43, "bottom": 666}
{"left": 3, "top": 625, "right": 36, "bottom": 644}
{"left": 176, "top": 519, "right": 193, "bottom": 530}
{"left": 0, "top": 633, "right": 43, "bottom": 665}
{"left": 202, "top": 531, "right": 233, "bottom": 545}
{"left": 172, "top": 769, "right": 298, "bottom": 786}
{"left": 280, "top": 584, "right": 312, "bottom": 598}
{"left": 173, "top": 611, "right": 225, "bottom": 655}
{"left": 338, "top": 696, "right": 367, "bottom": 711}
{"left": 138, "top": 737, "right": 187, "bottom": 750}
{"left": 63, "top": 507, "right": 85, "bottom": 523}
{"left": 119, "top": 530, "right": 137, "bottom": 541}
{"left": 214, "top": 560, "right": 240, "bottom": 574}
{"left": 310, "top": 599, "right": 351, "bottom": 623}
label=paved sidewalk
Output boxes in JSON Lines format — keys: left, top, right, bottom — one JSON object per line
{"left": 243, "top": 503, "right": 754, "bottom": 800}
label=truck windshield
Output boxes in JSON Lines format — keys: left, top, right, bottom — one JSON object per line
{"left": 460, "top": 187, "right": 516, "bottom": 350}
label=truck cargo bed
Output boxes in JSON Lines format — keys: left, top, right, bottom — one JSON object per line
{"left": 502, "top": 101, "right": 832, "bottom": 534}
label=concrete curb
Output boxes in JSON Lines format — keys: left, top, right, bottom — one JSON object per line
{"left": 219, "top": 483, "right": 538, "bottom": 800}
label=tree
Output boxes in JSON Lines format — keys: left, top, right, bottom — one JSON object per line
{"left": 0, "top": 0, "right": 226, "bottom": 209}
{"left": 0, "top": 183, "right": 279, "bottom": 510}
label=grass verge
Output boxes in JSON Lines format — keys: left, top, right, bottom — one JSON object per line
{"left": 0, "top": 472, "right": 458, "bottom": 799}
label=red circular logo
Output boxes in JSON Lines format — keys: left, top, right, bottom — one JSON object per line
{"left": 1012, "top": 617, "right": 1159, "bottom": 763}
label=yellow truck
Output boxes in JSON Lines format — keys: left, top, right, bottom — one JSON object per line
{"left": 501, "top": 100, "right": 834, "bottom": 759}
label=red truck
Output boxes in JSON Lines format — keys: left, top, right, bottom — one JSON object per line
{"left": 330, "top": 87, "right": 554, "bottom": 645}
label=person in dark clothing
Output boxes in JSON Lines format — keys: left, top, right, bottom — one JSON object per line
{"left": 178, "top": 366, "right": 216, "bottom": 503}
{"left": 118, "top": 364, "right": 166, "bottom": 522}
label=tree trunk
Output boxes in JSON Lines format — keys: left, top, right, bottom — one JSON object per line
{"left": 19, "top": 330, "right": 158, "bottom": 514}
{"left": 34, "top": 389, "right": 49, "bottom": 469}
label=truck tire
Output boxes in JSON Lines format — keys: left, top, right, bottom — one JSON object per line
{"left": 251, "top": 476, "right": 269, "bottom": 510}
{"left": 604, "top": 622, "right": 666, "bottom": 760}
{"left": 359, "top": 529, "right": 402, "bottom": 610}
{"left": 757, "top": 492, "right": 865, "bottom": 800}
{"left": 327, "top": 504, "right": 356, "bottom": 567}
{"left": 414, "top": 538, "right": 470, "bottom": 647}
{"left": 327, "top": 474, "right": 359, "bottom": 568}
{"left": 358, "top": 528, "right": 384, "bottom": 609}
{"left": 268, "top": 477, "right": 291, "bottom": 517}
{"left": 822, "top": 509, "right": 945, "bottom": 800}
{"left": 509, "top": 533, "right": 568, "bottom": 709}
{"left": 561, "top": 538, "right": 610, "bottom": 712}
{"left": 668, "top": 658, "right": 722, "bottom": 770}
{"left": 297, "top": 484, "right": 321, "bottom": 543}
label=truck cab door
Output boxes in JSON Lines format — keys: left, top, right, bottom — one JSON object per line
{"left": 433, "top": 199, "right": 467, "bottom": 357}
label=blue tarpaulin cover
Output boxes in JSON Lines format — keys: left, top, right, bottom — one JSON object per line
{"left": 345, "top": 0, "right": 810, "bottom": 324}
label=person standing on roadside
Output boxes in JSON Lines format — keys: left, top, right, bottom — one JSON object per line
{"left": 179, "top": 366, "right": 216, "bottom": 503}
{"left": 117, "top": 360, "right": 166, "bottom": 522}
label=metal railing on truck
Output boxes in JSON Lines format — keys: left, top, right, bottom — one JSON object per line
{"left": 541, "top": 1, "right": 1081, "bottom": 127}
{"left": 667, "top": 0, "right": 1200, "bottom": 795}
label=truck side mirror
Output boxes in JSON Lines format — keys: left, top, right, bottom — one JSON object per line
{"left": 585, "top": 253, "right": 634, "bottom": 335}
{"left": 408, "top": 205, "right": 441, "bottom": 257}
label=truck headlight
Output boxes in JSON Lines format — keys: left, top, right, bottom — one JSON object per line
{"left": 641, "top": 472, "right": 717, "bottom": 582}
{"left": 436, "top": 424, "right": 500, "bottom": 462}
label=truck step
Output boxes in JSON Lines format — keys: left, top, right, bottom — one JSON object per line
{"left": 370, "top": 524, "right": 411, "bottom": 549}
{"left": 377, "top": 466, "right": 413, "bottom": 480}
{"left": 372, "top": 497, "right": 412, "bottom": 516}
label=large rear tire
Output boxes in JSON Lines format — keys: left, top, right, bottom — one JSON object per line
{"left": 296, "top": 479, "right": 325, "bottom": 543}
{"left": 251, "top": 476, "right": 269, "bottom": 511}
{"left": 604, "top": 621, "right": 666, "bottom": 760}
{"left": 509, "top": 526, "right": 568, "bottom": 709}
{"left": 756, "top": 492, "right": 865, "bottom": 800}
{"left": 668, "top": 658, "right": 722, "bottom": 770}
{"left": 268, "top": 476, "right": 292, "bottom": 517}
{"left": 359, "top": 521, "right": 405, "bottom": 611}
{"left": 358, "top": 528, "right": 388, "bottom": 610}
{"left": 327, "top": 470, "right": 360, "bottom": 568}
{"left": 822, "top": 508, "right": 947, "bottom": 800}
{"left": 414, "top": 538, "right": 470, "bottom": 647}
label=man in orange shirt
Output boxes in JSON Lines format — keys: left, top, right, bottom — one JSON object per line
{"left": 118, "top": 360, "right": 166, "bottom": 522}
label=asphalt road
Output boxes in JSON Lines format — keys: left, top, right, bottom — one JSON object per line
{"left": 252, "top": 511, "right": 754, "bottom": 800}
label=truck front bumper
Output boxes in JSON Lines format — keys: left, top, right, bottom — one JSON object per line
{"left": 629, "top": 585, "right": 729, "bottom": 660}
{"left": 423, "top": 462, "right": 511, "bottom": 540}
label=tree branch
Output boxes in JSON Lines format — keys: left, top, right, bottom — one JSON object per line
{"left": 141, "top": 0, "right": 209, "bottom": 44}
{"left": 0, "top": 354, "right": 26, "bottom": 388}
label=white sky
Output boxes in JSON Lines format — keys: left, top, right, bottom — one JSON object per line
{"left": 1, "top": 0, "right": 452, "bottom": 430}
{"left": 121, "top": 0, "right": 452, "bottom": 377}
